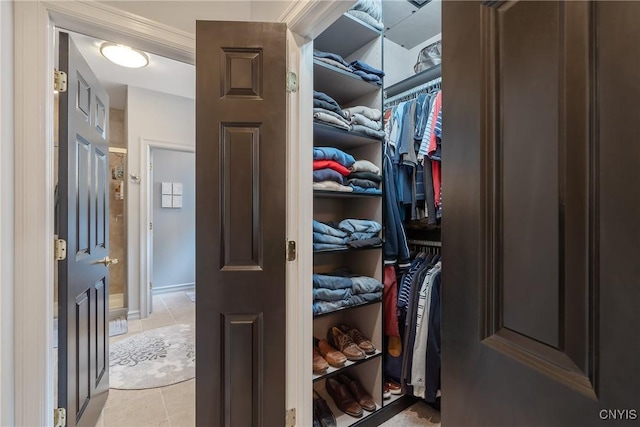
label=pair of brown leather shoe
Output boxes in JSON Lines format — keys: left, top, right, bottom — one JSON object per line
{"left": 326, "top": 374, "right": 376, "bottom": 418}
{"left": 328, "top": 326, "right": 376, "bottom": 361}
{"left": 316, "top": 339, "right": 347, "bottom": 368}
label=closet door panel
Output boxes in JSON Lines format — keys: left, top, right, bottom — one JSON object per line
{"left": 444, "top": 1, "right": 640, "bottom": 425}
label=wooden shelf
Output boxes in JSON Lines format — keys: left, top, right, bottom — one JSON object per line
{"left": 313, "top": 122, "right": 382, "bottom": 149}
{"left": 314, "top": 245, "right": 382, "bottom": 255}
{"left": 314, "top": 384, "right": 382, "bottom": 427}
{"left": 313, "top": 351, "right": 382, "bottom": 382}
{"left": 384, "top": 63, "right": 442, "bottom": 99}
{"left": 314, "top": 59, "right": 381, "bottom": 105}
{"left": 314, "top": 13, "right": 381, "bottom": 58}
{"left": 314, "top": 190, "right": 382, "bottom": 199}
{"left": 314, "top": 299, "right": 382, "bottom": 318}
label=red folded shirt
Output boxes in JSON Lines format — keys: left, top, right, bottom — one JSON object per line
{"left": 313, "top": 160, "right": 350, "bottom": 176}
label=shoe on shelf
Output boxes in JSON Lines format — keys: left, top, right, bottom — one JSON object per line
{"left": 385, "top": 379, "right": 402, "bottom": 395}
{"left": 383, "top": 382, "right": 391, "bottom": 400}
{"left": 326, "top": 378, "right": 363, "bottom": 418}
{"left": 339, "top": 324, "right": 376, "bottom": 354}
{"left": 313, "top": 390, "right": 337, "bottom": 427}
{"left": 317, "top": 338, "right": 347, "bottom": 367}
{"left": 313, "top": 347, "right": 329, "bottom": 374}
{"left": 337, "top": 373, "right": 376, "bottom": 412}
{"left": 328, "top": 327, "right": 365, "bottom": 361}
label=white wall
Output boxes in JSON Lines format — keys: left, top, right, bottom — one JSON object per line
{"left": 384, "top": 33, "right": 442, "bottom": 87}
{"left": 126, "top": 86, "right": 195, "bottom": 317}
{"left": 152, "top": 149, "right": 195, "bottom": 291}
{"left": 0, "top": 1, "right": 14, "bottom": 424}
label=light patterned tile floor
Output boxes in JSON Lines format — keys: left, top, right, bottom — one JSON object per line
{"left": 100, "top": 291, "right": 195, "bottom": 427}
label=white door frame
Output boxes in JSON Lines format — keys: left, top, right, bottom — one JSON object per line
{"left": 140, "top": 139, "right": 195, "bottom": 318}
{"left": 12, "top": 1, "right": 349, "bottom": 425}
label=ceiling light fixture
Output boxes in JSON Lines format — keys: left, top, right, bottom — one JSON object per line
{"left": 100, "top": 42, "right": 149, "bottom": 68}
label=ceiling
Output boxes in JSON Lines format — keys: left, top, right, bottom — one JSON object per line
{"left": 69, "top": 31, "right": 195, "bottom": 110}
{"left": 382, "top": 0, "right": 441, "bottom": 49}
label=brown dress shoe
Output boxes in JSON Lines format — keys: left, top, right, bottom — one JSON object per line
{"left": 339, "top": 324, "right": 376, "bottom": 354}
{"left": 338, "top": 374, "right": 376, "bottom": 412}
{"left": 326, "top": 378, "right": 363, "bottom": 418}
{"left": 328, "top": 327, "right": 365, "bottom": 361}
{"left": 317, "top": 339, "right": 347, "bottom": 367}
{"left": 313, "top": 347, "right": 329, "bottom": 374}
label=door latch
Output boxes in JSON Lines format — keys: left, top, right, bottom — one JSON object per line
{"left": 54, "top": 239, "right": 67, "bottom": 261}
{"left": 54, "top": 408, "right": 66, "bottom": 427}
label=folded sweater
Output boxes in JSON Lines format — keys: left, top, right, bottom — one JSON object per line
{"left": 343, "top": 106, "right": 382, "bottom": 121}
{"left": 313, "top": 160, "right": 351, "bottom": 176}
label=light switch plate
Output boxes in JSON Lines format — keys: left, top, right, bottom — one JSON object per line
{"left": 161, "top": 182, "right": 172, "bottom": 195}
{"left": 172, "top": 182, "right": 183, "bottom": 195}
{"left": 172, "top": 195, "right": 183, "bottom": 208}
{"left": 161, "top": 195, "right": 172, "bottom": 208}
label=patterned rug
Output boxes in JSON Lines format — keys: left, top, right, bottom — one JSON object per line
{"left": 109, "top": 323, "right": 195, "bottom": 390}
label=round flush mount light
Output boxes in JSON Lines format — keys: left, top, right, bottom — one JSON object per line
{"left": 100, "top": 42, "right": 149, "bottom": 68}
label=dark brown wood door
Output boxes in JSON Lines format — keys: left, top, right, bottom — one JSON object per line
{"left": 58, "top": 31, "right": 110, "bottom": 427}
{"left": 195, "top": 22, "right": 287, "bottom": 426}
{"left": 442, "top": 2, "right": 640, "bottom": 425}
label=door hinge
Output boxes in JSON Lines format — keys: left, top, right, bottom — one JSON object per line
{"left": 285, "top": 408, "right": 296, "bottom": 427}
{"left": 149, "top": 282, "right": 152, "bottom": 289}
{"left": 286, "top": 240, "right": 296, "bottom": 261}
{"left": 286, "top": 70, "right": 298, "bottom": 93}
{"left": 149, "top": 222, "right": 153, "bottom": 230}
{"left": 54, "top": 239, "right": 67, "bottom": 261}
{"left": 54, "top": 408, "right": 66, "bottom": 427}
{"left": 54, "top": 70, "right": 67, "bottom": 93}
{"left": 150, "top": 162, "right": 153, "bottom": 171}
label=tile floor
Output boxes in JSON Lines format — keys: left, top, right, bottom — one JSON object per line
{"left": 98, "top": 291, "right": 195, "bottom": 427}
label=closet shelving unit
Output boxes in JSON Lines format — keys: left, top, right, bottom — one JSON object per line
{"left": 311, "top": 10, "right": 414, "bottom": 427}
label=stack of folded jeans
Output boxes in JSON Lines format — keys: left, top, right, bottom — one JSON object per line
{"left": 314, "top": 91, "right": 351, "bottom": 131}
{"left": 313, "top": 147, "right": 356, "bottom": 193}
{"left": 313, "top": 219, "right": 382, "bottom": 251}
{"left": 343, "top": 106, "right": 386, "bottom": 139}
{"left": 346, "top": 160, "right": 382, "bottom": 195}
{"left": 350, "top": 60, "right": 384, "bottom": 86}
{"left": 347, "top": 0, "right": 384, "bottom": 31}
{"left": 313, "top": 271, "right": 384, "bottom": 315}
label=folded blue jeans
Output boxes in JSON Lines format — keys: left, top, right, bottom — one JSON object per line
{"left": 352, "top": 70, "right": 382, "bottom": 85}
{"left": 313, "top": 220, "right": 348, "bottom": 238}
{"left": 351, "top": 277, "right": 384, "bottom": 294}
{"left": 313, "top": 243, "right": 346, "bottom": 251}
{"left": 313, "top": 274, "right": 353, "bottom": 290}
{"left": 339, "top": 219, "right": 382, "bottom": 234}
{"left": 350, "top": 185, "right": 382, "bottom": 195}
{"left": 349, "top": 232, "right": 379, "bottom": 241}
{"left": 313, "top": 300, "right": 350, "bottom": 315}
{"left": 313, "top": 287, "right": 353, "bottom": 301}
{"left": 349, "top": 291, "right": 383, "bottom": 305}
{"left": 350, "top": 60, "right": 385, "bottom": 77}
{"left": 313, "top": 147, "right": 356, "bottom": 167}
{"left": 313, "top": 232, "right": 348, "bottom": 245}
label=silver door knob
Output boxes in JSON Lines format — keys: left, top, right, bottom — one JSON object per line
{"left": 98, "top": 257, "right": 119, "bottom": 267}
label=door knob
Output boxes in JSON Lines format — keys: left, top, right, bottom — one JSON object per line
{"left": 97, "top": 256, "right": 119, "bottom": 267}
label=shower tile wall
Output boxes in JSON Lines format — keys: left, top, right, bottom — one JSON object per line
{"left": 109, "top": 108, "right": 126, "bottom": 309}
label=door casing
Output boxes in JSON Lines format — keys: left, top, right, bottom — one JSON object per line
{"left": 12, "top": 1, "right": 349, "bottom": 426}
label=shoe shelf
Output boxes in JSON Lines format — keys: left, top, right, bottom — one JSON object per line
{"left": 314, "top": 385, "right": 382, "bottom": 427}
{"left": 313, "top": 350, "right": 382, "bottom": 382}
{"left": 313, "top": 245, "right": 382, "bottom": 255}
{"left": 383, "top": 392, "right": 405, "bottom": 407}
{"left": 313, "top": 299, "right": 382, "bottom": 319}
{"left": 313, "top": 122, "right": 382, "bottom": 149}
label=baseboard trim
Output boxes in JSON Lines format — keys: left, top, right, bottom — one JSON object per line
{"left": 152, "top": 282, "right": 195, "bottom": 296}
{"left": 127, "top": 310, "right": 141, "bottom": 320}
{"left": 109, "top": 307, "right": 128, "bottom": 320}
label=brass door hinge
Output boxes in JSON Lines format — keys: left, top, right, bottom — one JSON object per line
{"left": 285, "top": 408, "right": 296, "bottom": 427}
{"left": 286, "top": 241, "right": 296, "bottom": 261}
{"left": 286, "top": 70, "right": 297, "bottom": 93}
{"left": 54, "top": 238, "right": 67, "bottom": 261}
{"left": 54, "top": 70, "right": 67, "bottom": 93}
{"left": 54, "top": 408, "right": 66, "bottom": 427}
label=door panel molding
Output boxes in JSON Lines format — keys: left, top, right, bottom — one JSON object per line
{"left": 479, "top": 0, "right": 598, "bottom": 399}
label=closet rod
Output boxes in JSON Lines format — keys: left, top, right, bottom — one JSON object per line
{"left": 384, "top": 76, "right": 441, "bottom": 105}
{"left": 407, "top": 239, "right": 442, "bottom": 248}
